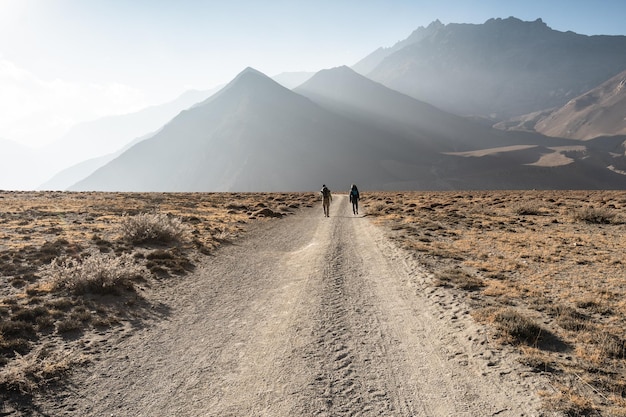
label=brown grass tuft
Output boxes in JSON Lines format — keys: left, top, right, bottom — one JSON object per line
{"left": 364, "top": 190, "right": 626, "bottom": 416}
{"left": 0, "top": 191, "right": 319, "bottom": 412}
{"left": 573, "top": 207, "right": 620, "bottom": 224}
{"left": 492, "top": 308, "right": 544, "bottom": 345}
{"left": 40, "top": 251, "right": 148, "bottom": 295}
{"left": 540, "top": 384, "right": 598, "bottom": 417}
{"left": 434, "top": 268, "right": 484, "bottom": 291}
{"left": 120, "top": 212, "right": 191, "bottom": 244}
{"left": 0, "top": 346, "right": 85, "bottom": 394}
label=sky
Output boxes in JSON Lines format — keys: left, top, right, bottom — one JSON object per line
{"left": 1, "top": 0, "right": 625, "bottom": 147}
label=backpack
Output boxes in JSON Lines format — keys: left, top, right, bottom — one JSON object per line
{"left": 322, "top": 187, "right": 330, "bottom": 198}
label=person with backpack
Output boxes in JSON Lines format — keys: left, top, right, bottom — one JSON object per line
{"left": 349, "top": 184, "right": 360, "bottom": 215}
{"left": 320, "top": 184, "right": 332, "bottom": 217}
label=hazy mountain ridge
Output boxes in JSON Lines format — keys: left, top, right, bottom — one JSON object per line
{"left": 5, "top": 16, "right": 626, "bottom": 191}
{"left": 71, "top": 67, "right": 626, "bottom": 192}
{"left": 71, "top": 68, "right": 430, "bottom": 191}
{"left": 0, "top": 89, "right": 217, "bottom": 190}
{"left": 298, "top": 67, "right": 626, "bottom": 189}
{"left": 43, "top": 89, "right": 215, "bottom": 170}
{"left": 295, "top": 66, "right": 575, "bottom": 152}
{"left": 351, "top": 20, "right": 445, "bottom": 75}
{"left": 38, "top": 131, "right": 157, "bottom": 191}
{"left": 367, "top": 17, "right": 626, "bottom": 120}
{"left": 534, "top": 69, "right": 626, "bottom": 139}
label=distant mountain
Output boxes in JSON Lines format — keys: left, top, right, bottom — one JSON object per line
{"left": 38, "top": 131, "right": 154, "bottom": 190}
{"left": 71, "top": 67, "right": 432, "bottom": 191}
{"left": 71, "top": 67, "right": 626, "bottom": 192}
{"left": 42, "top": 88, "right": 217, "bottom": 172}
{"left": 295, "top": 66, "right": 559, "bottom": 152}
{"left": 272, "top": 71, "right": 315, "bottom": 89}
{"left": 533, "top": 69, "right": 626, "bottom": 140}
{"left": 1, "top": 89, "right": 220, "bottom": 190}
{"left": 352, "top": 20, "right": 444, "bottom": 75}
{"left": 366, "top": 17, "right": 626, "bottom": 120}
{"left": 297, "top": 66, "right": 626, "bottom": 189}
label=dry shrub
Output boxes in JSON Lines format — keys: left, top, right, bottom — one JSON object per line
{"left": 120, "top": 212, "right": 191, "bottom": 244}
{"left": 56, "top": 318, "right": 83, "bottom": 334}
{"left": 550, "top": 305, "right": 591, "bottom": 332}
{"left": 512, "top": 202, "right": 543, "bottom": 216}
{"left": 0, "top": 346, "right": 83, "bottom": 394}
{"left": 577, "top": 299, "right": 614, "bottom": 316}
{"left": 434, "top": 268, "right": 484, "bottom": 291}
{"left": 366, "top": 202, "right": 387, "bottom": 216}
{"left": 573, "top": 207, "right": 619, "bottom": 224}
{"left": 540, "top": 384, "right": 597, "bottom": 417}
{"left": 225, "top": 202, "right": 248, "bottom": 211}
{"left": 0, "top": 321, "right": 35, "bottom": 355}
{"left": 40, "top": 252, "right": 148, "bottom": 295}
{"left": 595, "top": 331, "right": 626, "bottom": 359}
{"left": 10, "top": 306, "right": 50, "bottom": 324}
{"left": 145, "top": 248, "right": 194, "bottom": 276}
{"left": 492, "top": 309, "right": 544, "bottom": 345}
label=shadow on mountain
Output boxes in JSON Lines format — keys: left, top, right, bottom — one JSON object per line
{"left": 70, "top": 67, "right": 626, "bottom": 192}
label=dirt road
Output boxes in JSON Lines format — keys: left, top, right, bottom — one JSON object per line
{"left": 45, "top": 195, "right": 550, "bottom": 416}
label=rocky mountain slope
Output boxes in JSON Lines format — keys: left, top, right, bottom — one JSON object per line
{"left": 365, "top": 17, "right": 626, "bottom": 120}
{"left": 534, "top": 69, "right": 626, "bottom": 139}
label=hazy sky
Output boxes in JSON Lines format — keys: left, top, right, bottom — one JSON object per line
{"left": 2, "top": 0, "right": 625, "bottom": 147}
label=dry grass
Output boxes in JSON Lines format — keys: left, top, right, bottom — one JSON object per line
{"left": 0, "top": 345, "right": 86, "bottom": 394}
{"left": 119, "top": 212, "right": 192, "bottom": 244}
{"left": 0, "top": 191, "right": 317, "bottom": 409}
{"left": 41, "top": 251, "right": 148, "bottom": 295}
{"left": 364, "top": 190, "right": 626, "bottom": 416}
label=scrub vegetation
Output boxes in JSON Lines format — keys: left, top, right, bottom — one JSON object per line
{"left": 0, "top": 191, "right": 317, "bottom": 410}
{"left": 364, "top": 190, "right": 626, "bottom": 417}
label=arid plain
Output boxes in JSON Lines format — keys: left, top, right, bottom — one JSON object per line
{"left": 363, "top": 190, "right": 626, "bottom": 416}
{"left": 0, "top": 190, "right": 624, "bottom": 416}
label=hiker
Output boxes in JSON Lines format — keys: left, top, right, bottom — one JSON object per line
{"left": 320, "top": 184, "right": 332, "bottom": 217}
{"left": 349, "top": 184, "right": 360, "bottom": 215}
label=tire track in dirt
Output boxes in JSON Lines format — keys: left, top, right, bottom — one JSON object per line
{"left": 36, "top": 195, "right": 549, "bottom": 417}
{"left": 303, "top": 216, "right": 396, "bottom": 416}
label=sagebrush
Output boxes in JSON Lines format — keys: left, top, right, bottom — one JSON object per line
{"left": 0, "top": 346, "right": 82, "bottom": 394}
{"left": 120, "top": 212, "right": 191, "bottom": 244}
{"left": 40, "top": 251, "right": 148, "bottom": 295}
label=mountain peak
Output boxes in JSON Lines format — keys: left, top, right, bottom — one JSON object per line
{"left": 427, "top": 19, "right": 444, "bottom": 29}
{"left": 240, "top": 66, "right": 264, "bottom": 76}
{"left": 299, "top": 66, "right": 369, "bottom": 93}
{"left": 200, "top": 66, "right": 289, "bottom": 105}
{"left": 317, "top": 65, "right": 353, "bottom": 76}
{"left": 483, "top": 16, "right": 551, "bottom": 32}
{"left": 231, "top": 66, "right": 270, "bottom": 83}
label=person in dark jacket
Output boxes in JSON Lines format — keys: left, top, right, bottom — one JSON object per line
{"left": 349, "top": 184, "right": 360, "bottom": 215}
{"left": 321, "top": 184, "right": 332, "bottom": 217}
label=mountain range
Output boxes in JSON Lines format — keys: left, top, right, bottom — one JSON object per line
{"left": 71, "top": 66, "right": 626, "bottom": 191}
{"left": 3, "top": 17, "right": 626, "bottom": 191}
{"left": 72, "top": 67, "right": 416, "bottom": 191}
{"left": 361, "top": 17, "right": 626, "bottom": 120}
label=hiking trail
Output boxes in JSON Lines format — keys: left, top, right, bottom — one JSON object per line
{"left": 41, "top": 195, "right": 550, "bottom": 416}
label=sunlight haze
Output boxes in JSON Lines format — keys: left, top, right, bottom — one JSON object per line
{"left": 1, "top": 0, "right": 625, "bottom": 148}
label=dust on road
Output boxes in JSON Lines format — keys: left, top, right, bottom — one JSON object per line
{"left": 45, "top": 195, "right": 549, "bottom": 416}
